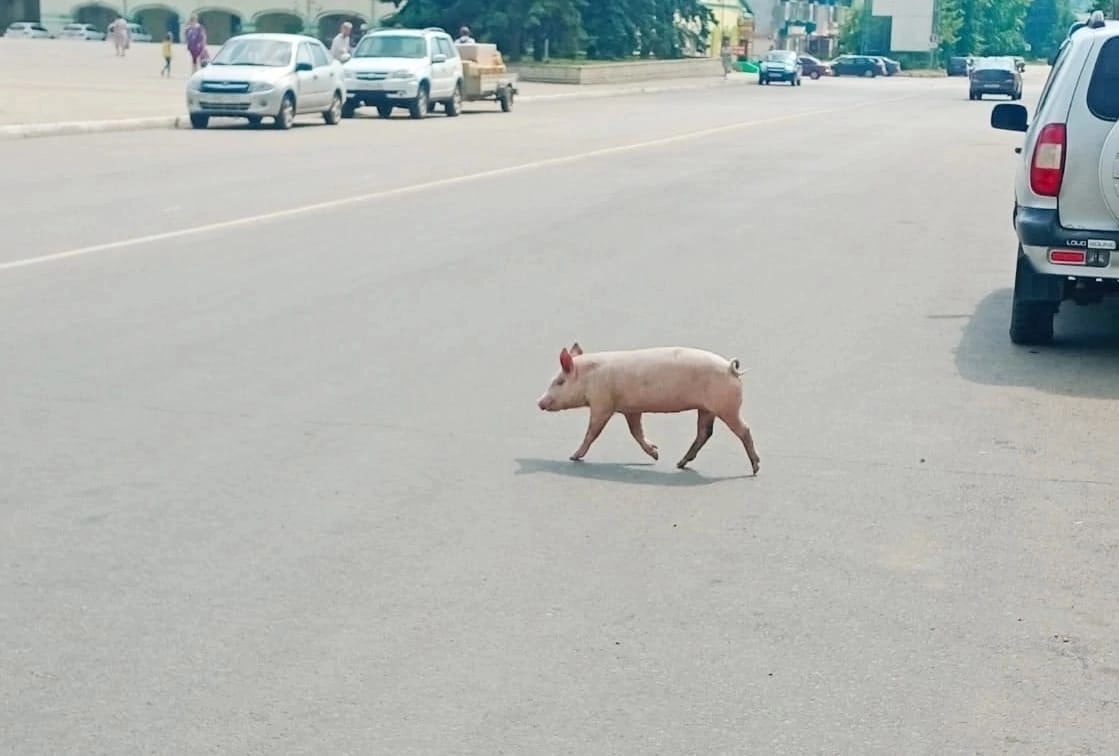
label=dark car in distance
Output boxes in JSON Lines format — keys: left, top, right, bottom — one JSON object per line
{"left": 830, "top": 54, "right": 886, "bottom": 77}
{"left": 797, "top": 54, "right": 830, "bottom": 79}
{"left": 969, "top": 57, "right": 1022, "bottom": 100}
{"left": 946, "top": 55, "right": 972, "bottom": 76}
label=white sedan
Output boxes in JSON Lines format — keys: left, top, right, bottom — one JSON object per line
{"left": 4, "top": 22, "right": 52, "bottom": 38}
{"left": 58, "top": 23, "right": 104, "bottom": 40}
{"left": 185, "top": 33, "right": 347, "bottom": 130}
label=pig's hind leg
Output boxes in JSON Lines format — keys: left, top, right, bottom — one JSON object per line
{"left": 676, "top": 411, "right": 716, "bottom": 469}
{"left": 716, "top": 410, "right": 761, "bottom": 476}
{"left": 624, "top": 412, "right": 659, "bottom": 461}
{"left": 570, "top": 407, "right": 613, "bottom": 462}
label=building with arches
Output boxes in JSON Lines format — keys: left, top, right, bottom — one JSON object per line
{"left": 33, "top": 0, "right": 389, "bottom": 44}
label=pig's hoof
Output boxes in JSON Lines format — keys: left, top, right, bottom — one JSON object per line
{"left": 646, "top": 445, "right": 659, "bottom": 461}
{"left": 675, "top": 459, "right": 690, "bottom": 470}
{"left": 569, "top": 454, "right": 585, "bottom": 462}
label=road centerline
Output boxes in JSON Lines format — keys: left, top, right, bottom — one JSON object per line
{"left": 0, "top": 94, "right": 916, "bottom": 274}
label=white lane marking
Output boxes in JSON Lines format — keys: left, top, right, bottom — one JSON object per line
{"left": 0, "top": 95, "right": 916, "bottom": 273}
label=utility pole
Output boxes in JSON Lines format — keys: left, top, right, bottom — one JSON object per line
{"left": 861, "top": 0, "right": 873, "bottom": 55}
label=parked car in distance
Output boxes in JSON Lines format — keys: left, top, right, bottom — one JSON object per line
{"left": 185, "top": 33, "right": 346, "bottom": 130}
{"left": 341, "top": 27, "right": 465, "bottom": 119}
{"left": 126, "top": 22, "right": 152, "bottom": 42}
{"left": 4, "top": 21, "right": 51, "bottom": 38}
{"left": 872, "top": 55, "right": 901, "bottom": 75}
{"left": 946, "top": 55, "right": 971, "bottom": 76}
{"left": 989, "top": 9, "right": 1119, "bottom": 344}
{"left": 797, "top": 54, "right": 830, "bottom": 79}
{"left": 969, "top": 56, "right": 1022, "bottom": 100}
{"left": 758, "top": 49, "right": 802, "bottom": 85}
{"left": 58, "top": 23, "right": 104, "bottom": 40}
{"left": 830, "top": 54, "right": 886, "bottom": 77}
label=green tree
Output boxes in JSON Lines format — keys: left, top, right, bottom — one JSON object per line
{"left": 936, "top": 0, "right": 964, "bottom": 60}
{"left": 381, "top": 0, "right": 584, "bottom": 61}
{"left": 951, "top": 0, "right": 1031, "bottom": 55}
{"left": 380, "top": 0, "right": 709, "bottom": 61}
{"left": 1024, "top": 0, "right": 1074, "bottom": 59}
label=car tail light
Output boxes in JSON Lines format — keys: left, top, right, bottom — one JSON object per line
{"left": 1030, "top": 123, "right": 1067, "bottom": 197}
{"left": 1049, "top": 249, "right": 1085, "bottom": 264}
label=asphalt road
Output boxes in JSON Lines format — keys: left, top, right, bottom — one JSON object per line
{"left": 4, "top": 71, "right": 1119, "bottom": 755}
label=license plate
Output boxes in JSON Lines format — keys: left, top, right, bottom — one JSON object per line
{"left": 204, "top": 93, "right": 241, "bottom": 103}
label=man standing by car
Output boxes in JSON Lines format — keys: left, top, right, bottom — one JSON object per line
{"left": 455, "top": 26, "right": 475, "bottom": 44}
{"left": 330, "top": 21, "right": 352, "bottom": 61}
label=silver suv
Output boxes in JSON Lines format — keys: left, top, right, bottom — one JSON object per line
{"left": 993, "top": 11, "right": 1119, "bottom": 344}
{"left": 342, "top": 28, "right": 464, "bottom": 119}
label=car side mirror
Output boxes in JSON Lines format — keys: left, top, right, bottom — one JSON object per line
{"left": 991, "top": 103, "right": 1028, "bottom": 133}
{"left": 432, "top": 53, "right": 447, "bottom": 63}
{"left": 295, "top": 61, "right": 313, "bottom": 72}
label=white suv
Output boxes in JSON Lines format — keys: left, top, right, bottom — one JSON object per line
{"left": 993, "top": 11, "right": 1119, "bottom": 344}
{"left": 341, "top": 27, "right": 464, "bottom": 120}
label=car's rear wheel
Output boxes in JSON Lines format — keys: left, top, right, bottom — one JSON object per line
{"left": 247, "top": 116, "right": 262, "bottom": 128}
{"left": 445, "top": 82, "right": 462, "bottom": 117}
{"left": 189, "top": 113, "right": 209, "bottom": 129}
{"left": 341, "top": 100, "right": 357, "bottom": 119}
{"left": 274, "top": 92, "right": 295, "bottom": 130}
{"left": 1009, "top": 253, "right": 1058, "bottom": 345}
{"left": 376, "top": 103, "right": 393, "bottom": 118}
{"left": 810, "top": 71, "right": 820, "bottom": 80}
{"left": 323, "top": 91, "right": 342, "bottom": 125}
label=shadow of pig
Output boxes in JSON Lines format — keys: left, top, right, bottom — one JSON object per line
{"left": 513, "top": 457, "right": 751, "bottom": 487}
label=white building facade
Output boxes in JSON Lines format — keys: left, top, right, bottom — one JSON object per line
{"left": 34, "top": 0, "right": 392, "bottom": 44}
{"left": 871, "top": 0, "right": 936, "bottom": 53}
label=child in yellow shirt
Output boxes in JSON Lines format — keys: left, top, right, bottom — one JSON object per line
{"left": 161, "top": 33, "right": 172, "bottom": 77}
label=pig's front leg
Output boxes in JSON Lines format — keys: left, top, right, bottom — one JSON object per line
{"left": 624, "top": 412, "right": 659, "bottom": 461}
{"left": 570, "top": 407, "right": 613, "bottom": 462}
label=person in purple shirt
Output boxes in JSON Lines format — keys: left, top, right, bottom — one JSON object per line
{"left": 184, "top": 15, "right": 207, "bottom": 73}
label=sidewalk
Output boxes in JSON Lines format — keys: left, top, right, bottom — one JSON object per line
{"left": 0, "top": 38, "right": 751, "bottom": 138}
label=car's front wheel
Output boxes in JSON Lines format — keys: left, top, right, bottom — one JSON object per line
{"left": 810, "top": 71, "right": 820, "bottom": 80}
{"left": 274, "top": 92, "right": 295, "bottom": 130}
{"left": 409, "top": 84, "right": 429, "bottom": 120}
{"left": 189, "top": 113, "right": 208, "bottom": 129}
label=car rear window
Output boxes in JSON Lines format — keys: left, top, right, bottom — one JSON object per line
{"left": 1087, "top": 36, "right": 1119, "bottom": 120}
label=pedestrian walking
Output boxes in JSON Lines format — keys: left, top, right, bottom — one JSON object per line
{"left": 184, "top": 15, "right": 207, "bottom": 73}
{"left": 330, "top": 21, "right": 352, "bottom": 61}
{"left": 160, "top": 32, "right": 173, "bottom": 77}
{"left": 720, "top": 38, "right": 734, "bottom": 78}
{"left": 109, "top": 15, "right": 131, "bottom": 57}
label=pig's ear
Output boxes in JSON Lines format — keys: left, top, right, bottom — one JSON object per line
{"left": 559, "top": 347, "right": 574, "bottom": 374}
{"left": 570, "top": 342, "right": 583, "bottom": 356}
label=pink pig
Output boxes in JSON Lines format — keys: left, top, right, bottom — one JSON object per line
{"left": 536, "top": 342, "right": 761, "bottom": 475}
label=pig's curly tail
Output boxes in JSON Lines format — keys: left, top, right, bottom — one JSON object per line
{"left": 729, "top": 359, "right": 750, "bottom": 377}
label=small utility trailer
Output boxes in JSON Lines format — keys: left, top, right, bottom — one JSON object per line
{"left": 462, "top": 69, "right": 518, "bottom": 112}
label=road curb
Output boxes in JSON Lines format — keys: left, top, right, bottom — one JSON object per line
{"left": 0, "top": 115, "right": 189, "bottom": 140}
{"left": 0, "top": 77, "right": 750, "bottom": 139}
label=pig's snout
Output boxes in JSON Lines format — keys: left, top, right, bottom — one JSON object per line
{"left": 537, "top": 395, "right": 555, "bottom": 411}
